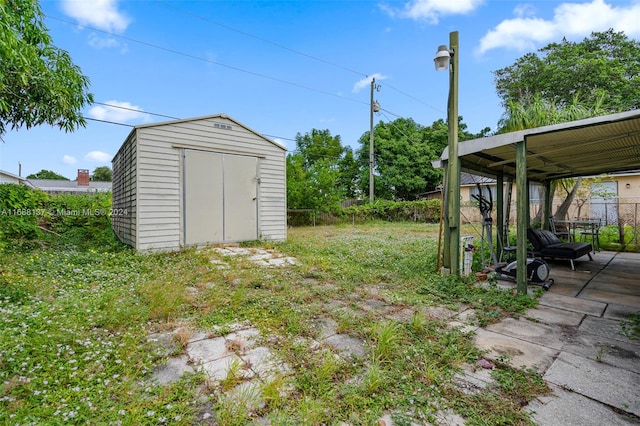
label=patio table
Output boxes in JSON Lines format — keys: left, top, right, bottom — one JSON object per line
{"left": 555, "top": 219, "right": 600, "bottom": 252}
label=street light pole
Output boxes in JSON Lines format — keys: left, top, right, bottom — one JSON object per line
{"left": 435, "top": 31, "right": 460, "bottom": 275}
{"left": 369, "top": 77, "right": 375, "bottom": 203}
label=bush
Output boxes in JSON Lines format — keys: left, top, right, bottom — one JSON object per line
{"left": 343, "top": 199, "right": 441, "bottom": 223}
{"left": 0, "top": 184, "right": 49, "bottom": 249}
{"left": 45, "top": 192, "right": 115, "bottom": 247}
{"left": 0, "top": 185, "right": 118, "bottom": 251}
{"left": 288, "top": 199, "right": 441, "bottom": 226}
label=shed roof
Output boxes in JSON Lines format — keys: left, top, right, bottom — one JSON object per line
{"left": 438, "top": 110, "right": 640, "bottom": 182}
{"left": 127, "top": 113, "right": 287, "bottom": 151}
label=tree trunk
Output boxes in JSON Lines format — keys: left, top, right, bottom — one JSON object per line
{"left": 553, "top": 177, "right": 582, "bottom": 220}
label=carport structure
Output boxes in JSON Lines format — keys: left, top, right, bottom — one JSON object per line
{"left": 436, "top": 109, "right": 640, "bottom": 294}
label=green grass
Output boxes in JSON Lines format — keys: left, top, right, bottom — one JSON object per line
{"left": 0, "top": 222, "right": 546, "bottom": 424}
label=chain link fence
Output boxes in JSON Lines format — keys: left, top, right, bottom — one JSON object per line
{"left": 288, "top": 202, "right": 441, "bottom": 227}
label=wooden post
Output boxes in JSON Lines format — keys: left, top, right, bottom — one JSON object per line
{"left": 496, "top": 173, "right": 504, "bottom": 256}
{"left": 516, "top": 140, "right": 528, "bottom": 295}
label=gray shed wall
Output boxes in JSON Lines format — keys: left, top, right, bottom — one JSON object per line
{"left": 111, "top": 132, "right": 137, "bottom": 247}
{"left": 112, "top": 115, "right": 286, "bottom": 251}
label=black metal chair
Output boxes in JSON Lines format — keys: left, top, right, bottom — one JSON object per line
{"left": 579, "top": 218, "right": 601, "bottom": 252}
{"left": 550, "top": 217, "right": 571, "bottom": 241}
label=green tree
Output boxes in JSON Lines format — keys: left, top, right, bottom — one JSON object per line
{"left": 496, "top": 95, "right": 607, "bottom": 222}
{"left": 356, "top": 117, "right": 477, "bottom": 201}
{"left": 286, "top": 153, "right": 311, "bottom": 210}
{"left": 294, "top": 129, "right": 345, "bottom": 168}
{"left": 0, "top": 0, "right": 94, "bottom": 137}
{"left": 287, "top": 129, "right": 350, "bottom": 211}
{"left": 26, "top": 169, "right": 68, "bottom": 180}
{"left": 493, "top": 29, "right": 640, "bottom": 112}
{"left": 91, "top": 166, "right": 112, "bottom": 182}
{"left": 338, "top": 148, "right": 360, "bottom": 199}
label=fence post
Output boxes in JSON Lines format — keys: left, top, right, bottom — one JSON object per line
{"left": 633, "top": 203, "right": 638, "bottom": 245}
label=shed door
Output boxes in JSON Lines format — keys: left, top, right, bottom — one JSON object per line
{"left": 224, "top": 155, "right": 258, "bottom": 242}
{"left": 184, "top": 150, "right": 223, "bottom": 245}
{"left": 184, "top": 150, "right": 258, "bottom": 245}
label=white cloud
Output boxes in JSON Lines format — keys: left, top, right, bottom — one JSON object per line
{"left": 353, "top": 73, "right": 389, "bottom": 93}
{"left": 61, "top": 0, "right": 130, "bottom": 33}
{"left": 380, "top": 0, "right": 484, "bottom": 23}
{"left": 88, "top": 34, "right": 129, "bottom": 53}
{"left": 88, "top": 100, "right": 150, "bottom": 123}
{"left": 84, "top": 151, "right": 112, "bottom": 163}
{"left": 63, "top": 155, "right": 77, "bottom": 165}
{"left": 478, "top": 0, "right": 640, "bottom": 54}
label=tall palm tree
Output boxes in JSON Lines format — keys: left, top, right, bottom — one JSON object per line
{"left": 497, "top": 94, "right": 606, "bottom": 222}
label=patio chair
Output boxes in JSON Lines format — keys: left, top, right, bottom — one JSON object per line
{"left": 550, "top": 217, "right": 571, "bottom": 241}
{"left": 579, "top": 218, "right": 601, "bottom": 252}
{"left": 527, "top": 228, "right": 593, "bottom": 271}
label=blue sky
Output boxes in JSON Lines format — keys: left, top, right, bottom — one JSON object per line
{"left": 2, "top": 0, "right": 640, "bottom": 179}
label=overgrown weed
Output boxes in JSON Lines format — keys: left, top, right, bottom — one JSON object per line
{"left": 1, "top": 222, "right": 548, "bottom": 424}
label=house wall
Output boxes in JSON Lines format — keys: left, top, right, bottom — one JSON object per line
{"left": 460, "top": 174, "right": 640, "bottom": 224}
{"left": 0, "top": 172, "right": 22, "bottom": 184}
{"left": 120, "top": 115, "right": 286, "bottom": 252}
{"left": 111, "top": 132, "right": 138, "bottom": 247}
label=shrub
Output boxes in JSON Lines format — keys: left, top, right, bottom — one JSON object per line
{"left": 0, "top": 184, "right": 49, "bottom": 249}
{"left": 45, "top": 191, "right": 115, "bottom": 247}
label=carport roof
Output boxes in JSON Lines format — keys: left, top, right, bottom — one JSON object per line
{"left": 438, "top": 109, "right": 640, "bottom": 183}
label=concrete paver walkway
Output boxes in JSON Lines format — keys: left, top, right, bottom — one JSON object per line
{"left": 150, "top": 248, "right": 639, "bottom": 424}
{"left": 473, "top": 251, "right": 640, "bottom": 425}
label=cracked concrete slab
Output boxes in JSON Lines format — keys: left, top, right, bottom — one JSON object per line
{"left": 187, "top": 336, "right": 229, "bottom": 364}
{"left": 539, "top": 292, "right": 607, "bottom": 317}
{"left": 580, "top": 288, "right": 640, "bottom": 307}
{"left": 544, "top": 351, "right": 640, "bottom": 417}
{"left": 486, "top": 317, "right": 567, "bottom": 350}
{"left": 524, "top": 306, "right": 585, "bottom": 327}
{"left": 152, "top": 355, "right": 195, "bottom": 385}
{"left": 201, "top": 353, "right": 246, "bottom": 381}
{"left": 473, "top": 328, "right": 559, "bottom": 373}
{"left": 561, "top": 331, "right": 640, "bottom": 374}
{"left": 323, "top": 333, "right": 367, "bottom": 359}
{"left": 526, "top": 383, "right": 637, "bottom": 426}
{"left": 578, "top": 316, "right": 636, "bottom": 344}
{"left": 312, "top": 317, "right": 338, "bottom": 340}
{"left": 604, "top": 303, "right": 640, "bottom": 321}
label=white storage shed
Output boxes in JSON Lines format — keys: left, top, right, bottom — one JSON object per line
{"left": 111, "top": 114, "right": 287, "bottom": 251}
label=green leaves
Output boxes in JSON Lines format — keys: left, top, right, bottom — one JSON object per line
{"left": 287, "top": 129, "right": 349, "bottom": 211}
{"left": 0, "top": 0, "right": 94, "bottom": 137}
{"left": 493, "top": 29, "right": 640, "bottom": 114}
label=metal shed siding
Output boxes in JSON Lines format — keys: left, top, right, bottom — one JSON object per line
{"left": 128, "top": 115, "right": 286, "bottom": 251}
{"left": 111, "top": 133, "right": 137, "bottom": 247}
{"left": 136, "top": 130, "right": 181, "bottom": 251}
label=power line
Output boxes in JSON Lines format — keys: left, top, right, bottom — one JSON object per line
{"left": 153, "top": 1, "right": 443, "bottom": 115}
{"left": 92, "top": 101, "right": 179, "bottom": 120}
{"left": 84, "top": 116, "right": 134, "bottom": 127}
{"left": 154, "top": 0, "right": 368, "bottom": 78}
{"left": 381, "top": 82, "right": 444, "bottom": 114}
{"left": 86, "top": 101, "right": 299, "bottom": 142}
{"left": 47, "top": 16, "right": 369, "bottom": 108}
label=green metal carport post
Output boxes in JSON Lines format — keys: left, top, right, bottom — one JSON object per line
{"left": 516, "top": 140, "right": 528, "bottom": 295}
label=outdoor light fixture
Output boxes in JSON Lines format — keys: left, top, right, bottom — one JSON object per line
{"left": 433, "top": 45, "right": 451, "bottom": 71}
{"left": 434, "top": 32, "right": 460, "bottom": 276}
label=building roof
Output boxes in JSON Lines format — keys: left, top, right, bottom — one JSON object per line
{"left": 437, "top": 109, "right": 640, "bottom": 183}
{"left": 125, "top": 113, "right": 287, "bottom": 151}
{"left": 0, "top": 169, "right": 26, "bottom": 182}
{"left": 27, "top": 179, "right": 112, "bottom": 192}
